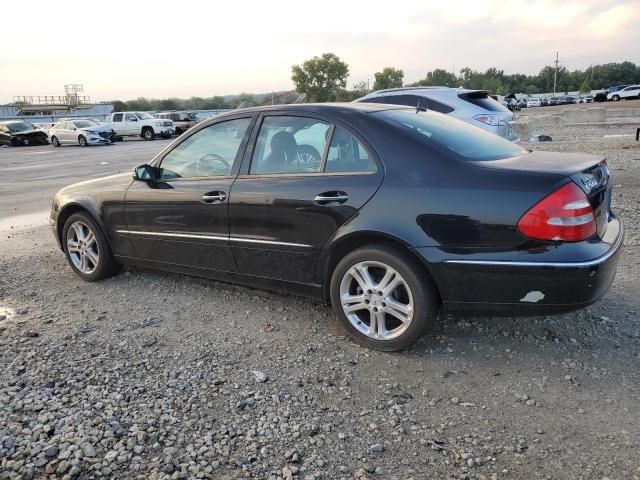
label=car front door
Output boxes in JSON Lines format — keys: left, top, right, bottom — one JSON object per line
{"left": 123, "top": 113, "right": 139, "bottom": 135}
{"left": 228, "top": 113, "right": 383, "bottom": 285}
{"left": 123, "top": 116, "right": 255, "bottom": 271}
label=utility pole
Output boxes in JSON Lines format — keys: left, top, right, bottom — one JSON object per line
{"left": 553, "top": 52, "right": 559, "bottom": 96}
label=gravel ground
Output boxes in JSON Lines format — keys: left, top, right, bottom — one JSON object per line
{"left": 0, "top": 121, "right": 639, "bottom": 480}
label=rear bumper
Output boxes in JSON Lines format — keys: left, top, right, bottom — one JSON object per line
{"left": 417, "top": 217, "right": 623, "bottom": 316}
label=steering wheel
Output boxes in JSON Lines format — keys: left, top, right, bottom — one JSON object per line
{"left": 297, "top": 144, "right": 321, "bottom": 164}
{"left": 195, "top": 153, "right": 230, "bottom": 175}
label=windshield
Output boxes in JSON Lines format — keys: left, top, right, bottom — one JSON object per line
{"left": 135, "top": 112, "right": 154, "bottom": 120}
{"left": 376, "top": 109, "right": 527, "bottom": 161}
{"left": 6, "top": 122, "right": 34, "bottom": 133}
{"left": 73, "top": 121, "right": 97, "bottom": 128}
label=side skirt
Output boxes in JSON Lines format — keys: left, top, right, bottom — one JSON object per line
{"left": 114, "top": 256, "right": 324, "bottom": 300}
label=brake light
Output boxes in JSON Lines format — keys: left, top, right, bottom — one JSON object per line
{"left": 517, "top": 182, "right": 596, "bottom": 242}
{"left": 473, "top": 114, "right": 499, "bottom": 126}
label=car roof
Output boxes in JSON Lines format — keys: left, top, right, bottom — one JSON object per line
{"left": 221, "top": 102, "right": 408, "bottom": 115}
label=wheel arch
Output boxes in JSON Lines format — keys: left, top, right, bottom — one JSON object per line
{"left": 318, "top": 230, "right": 443, "bottom": 304}
{"left": 56, "top": 202, "right": 109, "bottom": 250}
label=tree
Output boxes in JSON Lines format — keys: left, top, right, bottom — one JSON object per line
{"left": 412, "top": 69, "right": 458, "bottom": 87}
{"left": 373, "top": 67, "right": 404, "bottom": 90}
{"left": 111, "top": 100, "right": 127, "bottom": 112}
{"left": 291, "top": 53, "right": 349, "bottom": 102}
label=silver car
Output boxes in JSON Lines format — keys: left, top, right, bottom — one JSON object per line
{"left": 355, "top": 87, "right": 519, "bottom": 141}
{"left": 49, "top": 120, "right": 114, "bottom": 147}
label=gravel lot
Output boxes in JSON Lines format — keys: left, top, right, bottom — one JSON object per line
{"left": 0, "top": 120, "right": 639, "bottom": 480}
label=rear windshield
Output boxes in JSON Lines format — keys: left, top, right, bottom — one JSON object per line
{"left": 458, "top": 92, "right": 508, "bottom": 112}
{"left": 376, "top": 109, "right": 527, "bottom": 161}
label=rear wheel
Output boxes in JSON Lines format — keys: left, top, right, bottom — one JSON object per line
{"left": 330, "top": 244, "right": 439, "bottom": 351}
{"left": 51, "top": 136, "right": 60, "bottom": 147}
{"left": 62, "top": 212, "right": 120, "bottom": 281}
{"left": 612, "top": 95, "right": 620, "bottom": 101}
{"left": 142, "top": 128, "right": 155, "bottom": 140}
{"left": 78, "top": 135, "right": 88, "bottom": 147}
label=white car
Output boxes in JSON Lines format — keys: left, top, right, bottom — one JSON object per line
{"left": 355, "top": 87, "right": 519, "bottom": 141}
{"left": 104, "top": 111, "right": 174, "bottom": 140}
{"left": 49, "top": 120, "right": 114, "bottom": 147}
{"left": 526, "top": 97, "right": 542, "bottom": 107}
{"left": 607, "top": 85, "right": 640, "bottom": 101}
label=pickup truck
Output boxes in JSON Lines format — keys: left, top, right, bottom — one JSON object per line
{"left": 105, "top": 112, "right": 174, "bottom": 140}
{"left": 154, "top": 111, "right": 198, "bottom": 135}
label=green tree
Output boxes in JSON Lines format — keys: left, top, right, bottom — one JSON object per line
{"left": 111, "top": 100, "right": 127, "bottom": 112}
{"left": 373, "top": 67, "right": 404, "bottom": 90}
{"left": 413, "top": 68, "right": 458, "bottom": 87}
{"left": 291, "top": 53, "right": 350, "bottom": 102}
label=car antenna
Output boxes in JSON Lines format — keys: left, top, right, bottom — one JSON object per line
{"left": 416, "top": 97, "right": 428, "bottom": 113}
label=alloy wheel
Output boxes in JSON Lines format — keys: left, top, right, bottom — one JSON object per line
{"left": 66, "top": 221, "right": 99, "bottom": 274}
{"left": 339, "top": 260, "right": 414, "bottom": 341}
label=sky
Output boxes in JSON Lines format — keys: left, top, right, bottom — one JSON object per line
{"left": 1, "top": 0, "right": 639, "bottom": 103}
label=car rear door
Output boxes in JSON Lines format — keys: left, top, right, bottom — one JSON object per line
{"left": 228, "top": 112, "right": 383, "bottom": 285}
{"left": 123, "top": 115, "right": 256, "bottom": 271}
{"left": 110, "top": 113, "right": 124, "bottom": 135}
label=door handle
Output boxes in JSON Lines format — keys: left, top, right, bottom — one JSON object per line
{"left": 314, "top": 191, "right": 349, "bottom": 205}
{"left": 201, "top": 191, "right": 226, "bottom": 203}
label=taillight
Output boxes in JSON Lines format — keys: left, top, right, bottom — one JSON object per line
{"left": 517, "top": 182, "right": 596, "bottom": 242}
{"left": 473, "top": 114, "right": 499, "bottom": 126}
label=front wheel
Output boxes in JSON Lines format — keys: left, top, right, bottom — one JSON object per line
{"left": 330, "top": 244, "right": 439, "bottom": 351}
{"left": 612, "top": 95, "right": 620, "bottom": 101}
{"left": 142, "top": 128, "right": 155, "bottom": 141}
{"left": 78, "top": 135, "right": 88, "bottom": 147}
{"left": 62, "top": 213, "right": 120, "bottom": 281}
{"left": 51, "top": 136, "right": 60, "bottom": 147}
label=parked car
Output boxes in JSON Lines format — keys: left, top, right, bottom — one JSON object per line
{"left": 104, "top": 112, "right": 174, "bottom": 140}
{"left": 49, "top": 120, "right": 115, "bottom": 147}
{"left": 154, "top": 111, "right": 198, "bottom": 135}
{"left": 548, "top": 96, "right": 561, "bottom": 106}
{"left": 526, "top": 97, "right": 542, "bottom": 107}
{"left": 0, "top": 120, "right": 49, "bottom": 146}
{"left": 584, "top": 94, "right": 594, "bottom": 103}
{"left": 355, "top": 87, "right": 519, "bottom": 141}
{"left": 50, "top": 103, "right": 622, "bottom": 351}
{"left": 540, "top": 98, "right": 549, "bottom": 106}
{"left": 607, "top": 85, "right": 640, "bottom": 101}
{"left": 594, "top": 85, "right": 629, "bottom": 102}
{"left": 561, "top": 96, "right": 578, "bottom": 104}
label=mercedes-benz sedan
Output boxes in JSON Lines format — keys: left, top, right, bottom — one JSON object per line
{"left": 50, "top": 103, "right": 623, "bottom": 351}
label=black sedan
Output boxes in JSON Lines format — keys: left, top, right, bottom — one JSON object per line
{"left": 50, "top": 103, "right": 623, "bottom": 351}
{"left": 0, "top": 120, "right": 49, "bottom": 146}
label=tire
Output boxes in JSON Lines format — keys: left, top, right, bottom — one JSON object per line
{"left": 161, "top": 132, "right": 171, "bottom": 139}
{"left": 142, "top": 128, "right": 155, "bottom": 141}
{"left": 51, "top": 136, "right": 60, "bottom": 147}
{"left": 62, "top": 212, "right": 120, "bottom": 281}
{"left": 612, "top": 95, "right": 620, "bottom": 101}
{"left": 175, "top": 127, "right": 183, "bottom": 135}
{"left": 330, "top": 244, "right": 439, "bottom": 351}
{"left": 78, "top": 135, "right": 88, "bottom": 147}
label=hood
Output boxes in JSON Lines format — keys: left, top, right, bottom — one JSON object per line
{"left": 11, "top": 128, "right": 45, "bottom": 136}
{"left": 57, "top": 172, "right": 133, "bottom": 197}
{"left": 80, "top": 124, "right": 113, "bottom": 133}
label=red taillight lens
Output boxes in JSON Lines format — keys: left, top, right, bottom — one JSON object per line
{"left": 517, "top": 182, "right": 596, "bottom": 242}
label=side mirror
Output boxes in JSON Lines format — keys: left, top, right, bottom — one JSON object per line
{"left": 133, "top": 164, "right": 156, "bottom": 181}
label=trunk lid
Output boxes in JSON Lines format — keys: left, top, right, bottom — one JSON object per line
{"left": 476, "top": 151, "right": 611, "bottom": 238}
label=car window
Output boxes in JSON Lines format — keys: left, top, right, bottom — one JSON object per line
{"left": 325, "top": 127, "right": 376, "bottom": 173}
{"left": 125, "top": 113, "right": 137, "bottom": 121}
{"left": 376, "top": 109, "right": 527, "bottom": 161}
{"left": 385, "top": 94, "right": 454, "bottom": 114}
{"left": 250, "top": 116, "right": 330, "bottom": 174}
{"left": 159, "top": 117, "right": 251, "bottom": 180}
{"left": 112, "top": 113, "right": 123, "bottom": 122}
